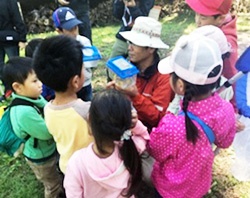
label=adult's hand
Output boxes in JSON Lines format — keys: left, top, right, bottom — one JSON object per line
{"left": 18, "top": 42, "right": 26, "bottom": 49}
{"left": 106, "top": 81, "right": 116, "bottom": 89}
{"left": 116, "top": 84, "right": 139, "bottom": 98}
{"left": 58, "top": 0, "right": 70, "bottom": 6}
{"left": 106, "top": 81, "right": 139, "bottom": 98}
{"left": 123, "top": 0, "right": 136, "bottom": 7}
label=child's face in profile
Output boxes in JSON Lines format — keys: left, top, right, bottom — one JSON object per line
{"left": 60, "top": 26, "right": 79, "bottom": 38}
{"left": 195, "top": 13, "right": 223, "bottom": 27}
{"left": 19, "top": 71, "right": 43, "bottom": 99}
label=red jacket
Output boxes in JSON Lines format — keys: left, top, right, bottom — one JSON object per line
{"left": 220, "top": 14, "right": 238, "bottom": 80}
{"left": 131, "top": 57, "right": 174, "bottom": 129}
{"left": 220, "top": 14, "right": 238, "bottom": 111}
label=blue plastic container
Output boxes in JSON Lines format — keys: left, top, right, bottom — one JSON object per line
{"left": 82, "top": 46, "right": 102, "bottom": 62}
{"left": 106, "top": 56, "right": 139, "bottom": 79}
{"left": 106, "top": 56, "right": 139, "bottom": 88}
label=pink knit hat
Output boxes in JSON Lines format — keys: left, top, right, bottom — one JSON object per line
{"left": 185, "top": 0, "right": 232, "bottom": 15}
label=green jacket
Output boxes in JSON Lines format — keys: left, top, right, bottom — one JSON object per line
{"left": 10, "top": 93, "right": 56, "bottom": 161}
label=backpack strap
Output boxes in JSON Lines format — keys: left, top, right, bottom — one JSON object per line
{"left": 178, "top": 111, "right": 215, "bottom": 144}
{"left": 9, "top": 98, "right": 43, "bottom": 115}
{"left": 9, "top": 98, "right": 43, "bottom": 148}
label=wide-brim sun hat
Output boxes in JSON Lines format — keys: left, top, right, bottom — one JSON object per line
{"left": 185, "top": 0, "right": 233, "bottom": 15}
{"left": 119, "top": 16, "right": 169, "bottom": 49}
{"left": 158, "top": 34, "right": 223, "bottom": 85}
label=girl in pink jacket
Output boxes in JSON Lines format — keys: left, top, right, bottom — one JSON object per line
{"left": 148, "top": 35, "right": 236, "bottom": 198}
{"left": 64, "top": 89, "right": 149, "bottom": 198}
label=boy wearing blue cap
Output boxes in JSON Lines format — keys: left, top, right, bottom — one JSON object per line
{"left": 53, "top": 7, "right": 96, "bottom": 101}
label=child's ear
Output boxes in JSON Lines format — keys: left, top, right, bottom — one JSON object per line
{"left": 71, "top": 75, "right": 81, "bottom": 90}
{"left": 176, "top": 78, "right": 185, "bottom": 95}
{"left": 12, "top": 82, "right": 23, "bottom": 94}
{"left": 86, "top": 113, "right": 93, "bottom": 136}
{"left": 88, "top": 125, "right": 93, "bottom": 136}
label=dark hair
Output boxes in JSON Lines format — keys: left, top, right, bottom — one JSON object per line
{"left": 89, "top": 89, "right": 142, "bottom": 197}
{"left": 222, "top": 51, "right": 230, "bottom": 60}
{"left": 33, "top": 35, "right": 83, "bottom": 92}
{"left": 213, "top": 14, "right": 221, "bottom": 19}
{"left": 3, "top": 57, "right": 33, "bottom": 92}
{"left": 153, "top": 48, "right": 158, "bottom": 56}
{"left": 25, "top": 38, "right": 43, "bottom": 58}
{"left": 171, "top": 65, "right": 221, "bottom": 144}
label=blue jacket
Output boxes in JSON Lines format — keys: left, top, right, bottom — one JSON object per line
{"left": 236, "top": 73, "right": 250, "bottom": 117}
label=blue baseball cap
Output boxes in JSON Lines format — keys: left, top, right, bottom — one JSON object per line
{"left": 53, "top": 7, "right": 82, "bottom": 30}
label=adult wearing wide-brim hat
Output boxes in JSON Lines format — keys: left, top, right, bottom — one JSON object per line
{"left": 112, "top": 16, "right": 174, "bottom": 131}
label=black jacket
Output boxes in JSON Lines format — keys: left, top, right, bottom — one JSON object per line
{"left": 0, "top": 0, "right": 27, "bottom": 45}
{"left": 57, "top": 0, "right": 89, "bottom": 17}
{"left": 113, "top": 0, "right": 154, "bottom": 41}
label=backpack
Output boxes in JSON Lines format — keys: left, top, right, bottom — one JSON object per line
{"left": 0, "top": 98, "right": 43, "bottom": 157}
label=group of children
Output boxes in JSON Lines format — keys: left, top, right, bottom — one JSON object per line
{"left": 1, "top": 0, "right": 243, "bottom": 197}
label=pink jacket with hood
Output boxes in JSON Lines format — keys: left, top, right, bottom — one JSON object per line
{"left": 64, "top": 120, "right": 149, "bottom": 198}
{"left": 220, "top": 14, "right": 238, "bottom": 110}
{"left": 148, "top": 93, "right": 236, "bottom": 198}
{"left": 221, "top": 13, "right": 238, "bottom": 80}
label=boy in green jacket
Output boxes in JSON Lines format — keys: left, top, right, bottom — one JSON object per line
{"left": 3, "top": 57, "right": 64, "bottom": 198}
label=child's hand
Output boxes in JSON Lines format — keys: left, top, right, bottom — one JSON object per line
{"left": 131, "top": 109, "right": 138, "bottom": 128}
{"left": 236, "top": 119, "right": 245, "bottom": 132}
{"left": 58, "top": 0, "right": 69, "bottom": 5}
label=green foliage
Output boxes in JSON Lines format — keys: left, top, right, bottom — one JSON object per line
{"left": 91, "top": 24, "right": 120, "bottom": 92}
{"left": 0, "top": 153, "right": 43, "bottom": 198}
{"left": 161, "top": 12, "right": 195, "bottom": 50}
{"left": 92, "top": 25, "right": 119, "bottom": 58}
{"left": 237, "top": 14, "right": 250, "bottom": 31}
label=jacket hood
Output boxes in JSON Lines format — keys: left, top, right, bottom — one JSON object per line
{"left": 220, "top": 14, "right": 237, "bottom": 42}
{"left": 84, "top": 143, "right": 130, "bottom": 191}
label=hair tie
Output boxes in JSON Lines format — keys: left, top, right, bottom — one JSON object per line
{"left": 120, "top": 130, "right": 132, "bottom": 141}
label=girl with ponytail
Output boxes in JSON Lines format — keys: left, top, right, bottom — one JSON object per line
{"left": 148, "top": 35, "right": 236, "bottom": 198}
{"left": 64, "top": 89, "right": 149, "bottom": 198}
